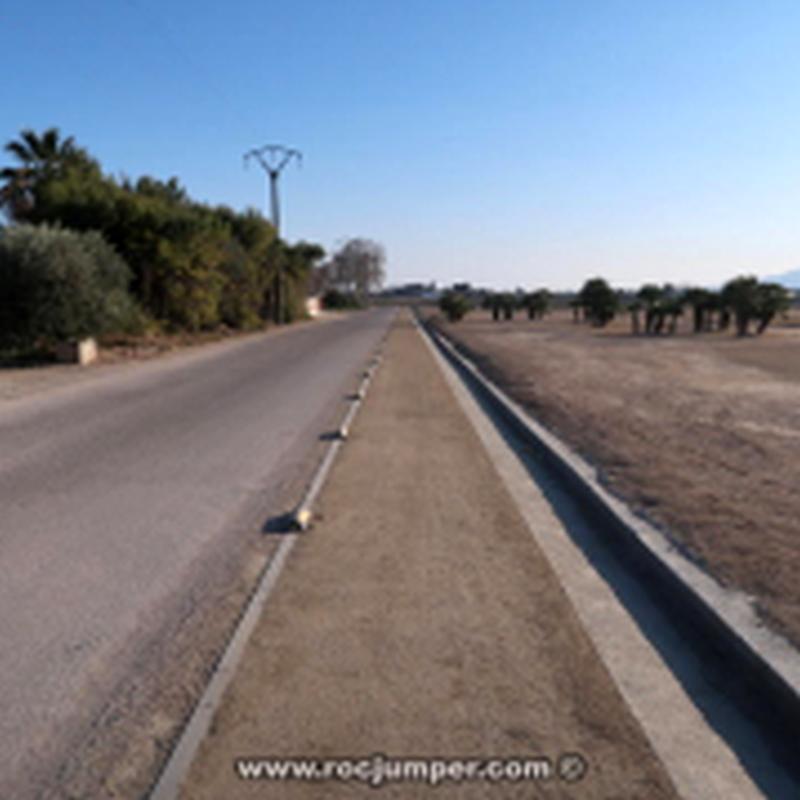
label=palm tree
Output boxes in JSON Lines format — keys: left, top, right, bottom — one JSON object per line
{"left": 636, "top": 284, "right": 664, "bottom": 334}
{"left": 485, "top": 292, "right": 516, "bottom": 321}
{"left": 721, "top": 276, "right": 760, "bottom": 336}
{"left": 524, "top": 288, "right": 551, "bottom": 320}
{"left": 0, "top": 127, "right": 82, "bottom": 220}
{"left": 754, "top": 282, "right": 792, "bottom": 334}
{"left": 662, "top": 297, "right": 684, "bottom": 334}
{"left": 628, "top": 300, "right": 643, "bottom": 334}
{"left": 682, "top": 288, "right": 714, "bottom": 333}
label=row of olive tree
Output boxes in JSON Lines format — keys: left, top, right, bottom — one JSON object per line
{"left": 440, "top": 288, "right": 552, "bottom": 323}
{"left": 438, "top": 276, "right": 792, "bottom": 336}
{"left": 574, "top": 276, "right": 792, "bottom": 336}
{"left": 0, "top": 127, "right": 326, "bottom": 346}
{"left": 482, "top": 289, "right": 551, "bottom": 321}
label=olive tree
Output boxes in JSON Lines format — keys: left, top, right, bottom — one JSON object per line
{"left": 754, "top": 282, "right": 792, "bottom": 334}
{"left": 0, "top": 224, "right": 141, "bottom": 348}
{"left": 439, "top": 291, "right": 472, "bottom": 322}
{"left": 578, "top": 277, "right": 618, "bottom": 326}
{"left": 523, "top": 288, "right": 551, "bottom": 320}
{"left": 721, "top": 276, "right": 760, "bottom": 336}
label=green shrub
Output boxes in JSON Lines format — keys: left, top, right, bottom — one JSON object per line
{"left": 578, "top": 277, "right": 618, "bottom": 326}
{"left": 1, "top": 128, "right": 330, "bottom": 332}
{"left": 439, "top": 291, "right": 472, "bottom": 322}
{"left": 0, "top": 224, "right": 143, "bottom": 348}
{"left": 218, "top": 240, "right": 263, "bottom": 330}
{"left": 322, "top": 288, "right": 363, "bottom": 310}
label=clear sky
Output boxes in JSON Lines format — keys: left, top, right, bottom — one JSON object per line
{"left": 3, "top": 0, "right": 800, "bottom": 290}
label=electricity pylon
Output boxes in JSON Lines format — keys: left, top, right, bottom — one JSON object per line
{"left": 244, "top": 144, "right": 302, "bottom": 323}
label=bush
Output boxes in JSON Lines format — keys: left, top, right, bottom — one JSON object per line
{"left": 0, "top": 224, "right": 143, "bottom": 349}
{"left": 217, "top": 240, "right": 262, "bottom": 330}
{"left": 578, "top": 277, "right": 618, "bottom": 326}
{"left": 322, "top": 288, "right": 363, "bottom": 310}
{"left": 439, "top": 291, "right": 472, "bottom": 322}
{"left": 1, "top": 129, "right": 336, "bottom": 333}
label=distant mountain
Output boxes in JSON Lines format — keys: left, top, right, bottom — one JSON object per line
{"left": 763, "top": 269, "right": 800, "bottom": 288}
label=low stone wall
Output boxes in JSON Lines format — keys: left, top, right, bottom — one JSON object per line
{"left": 55, "top": 338, "right": 98, "bottom": 366}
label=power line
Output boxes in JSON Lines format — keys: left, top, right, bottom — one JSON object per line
{"left": 244, "top": 144, "right": 302, "bottom": 323}
{"left": 243, "top": 144, "right": 302, "bottom": 233}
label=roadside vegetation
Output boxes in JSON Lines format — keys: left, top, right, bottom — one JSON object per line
{"left": 0, "top": 127, "right": 385, "bottom": 358}
{"left": 320, "top": 289, "right": 364, "bottom": 310}
{"left": 0, "top": 224, "right": 142, "bottom": 351}
{"left": 315, "top": 238, "right": 386, "bottom": 311}
{"left": 438, "top": 290, "right": 472, "bottom": 322}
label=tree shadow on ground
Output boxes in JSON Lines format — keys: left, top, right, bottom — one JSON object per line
{"left": 0, "top": 347, "right": 57, "bottom": 368}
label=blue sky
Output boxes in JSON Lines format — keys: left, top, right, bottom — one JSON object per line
{"left": 3, "top": 0, "right": 800, "bottom": 290}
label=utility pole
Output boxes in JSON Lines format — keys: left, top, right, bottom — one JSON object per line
{"left": 244, "top": 144, "right": 302, "bottom": 323}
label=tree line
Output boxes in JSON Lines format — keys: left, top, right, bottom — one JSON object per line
{"left": 574, "top": 276, "right": 792, "bottom": 336}
{"left": 0, "top": 127, "right": 386, "bottom": 351}
{"left": 439, "top": 288, "right": 551, "bottom": 323}
{"left": 440, "top": 276, "right": 793, "bottom": 336}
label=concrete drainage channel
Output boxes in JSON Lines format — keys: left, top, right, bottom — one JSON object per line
{"left": 147, "top": 340, "right": 387, "bottom": 800}
{"left": 417, "top": 314, "right": 800, "bottom": 796}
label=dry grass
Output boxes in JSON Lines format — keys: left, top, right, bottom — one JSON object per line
{"left": 434, "top": 307, "right": 800, "bottom": 648}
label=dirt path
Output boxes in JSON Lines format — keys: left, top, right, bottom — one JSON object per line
{"left": 178, "top": 314, "right": 678, "bottom": 799}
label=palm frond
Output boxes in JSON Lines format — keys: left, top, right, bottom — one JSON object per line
{"left": 41, "top": 127, "right": 61, "bottom": 158}
{"left": 20, "top": 129, "right": 43, "bottom": 160}
{"left": 4, "top": 140, "right": 32, "bottom": 163}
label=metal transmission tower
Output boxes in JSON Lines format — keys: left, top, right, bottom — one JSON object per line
{"left": 244, "top": 144, "right": 302, "bottom": 323}
{"left": 244, "top": 144, "right": 302, "bottom": 232}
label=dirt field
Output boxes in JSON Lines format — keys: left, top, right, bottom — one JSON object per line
{"left": 432, "top": 307, "right": 800, "bottom": 649}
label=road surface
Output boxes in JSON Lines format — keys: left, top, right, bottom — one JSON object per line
{"left": 178, "top": 314, "right": 683, "bottom": 799}
{"left": 0, "top": 309, "right": 394, "bottom": 799}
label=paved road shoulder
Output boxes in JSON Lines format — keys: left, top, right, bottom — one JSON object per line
{"left": 178, "top": 313, "right": 679, "bottom": 799}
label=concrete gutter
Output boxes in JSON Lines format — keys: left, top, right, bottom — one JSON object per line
{"left": 421, "top": 317, "right": 800, "bottom": 741}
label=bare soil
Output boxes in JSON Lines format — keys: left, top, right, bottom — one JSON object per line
{"left": 180, "top": 314, "right": 678, "bottom": 799}
{"left": 433, "top": 307, "right": 800, "bottom": 648}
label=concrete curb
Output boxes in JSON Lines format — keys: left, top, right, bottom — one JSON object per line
{"left": 291, "top": 351, "right": 383, "bottom": 528}
{"left": 147, "top": 344, "right": 385, "bottom": 799}
{"left": 419, "top": 316, "right": 800, "bottom": 740}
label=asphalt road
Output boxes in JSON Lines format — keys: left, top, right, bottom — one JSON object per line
{"left": 0, "top": 308, "right": 394, "bottom": 799}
